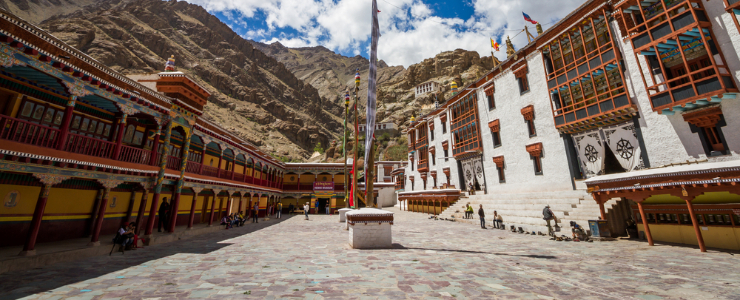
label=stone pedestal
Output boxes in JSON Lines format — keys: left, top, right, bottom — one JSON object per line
{"left": 339, "top": 208, "right": 352, "bottom": 222}
{"left": 346, "top": 208, "right": 394, "bottom": 249}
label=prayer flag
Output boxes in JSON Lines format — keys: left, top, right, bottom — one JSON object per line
{"left": 523, "top": 12, "right": 538, "bottom": 24}
{"left": 491, "top": 39, "right": 500, "bottom": 51}
{"left": 364, "top": 0, "right": 381, "bottom": 189}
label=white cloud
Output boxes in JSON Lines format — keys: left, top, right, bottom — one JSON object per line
{"left": 183, "top": 0, "right": 587, "bottom": 67}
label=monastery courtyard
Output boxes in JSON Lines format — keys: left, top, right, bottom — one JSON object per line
{"left": 0, "top": 209, "right": 738, "bottom": 300}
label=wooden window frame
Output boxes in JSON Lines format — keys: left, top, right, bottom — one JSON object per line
{"left": 526, "top": 143, "right": 544, "bottom": 175}
{"left": 450, "top": 93, "right": 482, "bottom": 157}
{"left": 492, "top": 156, "right": 505, "bottom": 183}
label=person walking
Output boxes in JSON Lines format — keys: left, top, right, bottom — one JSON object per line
{"left": 304, "top": 202, "right": 310, "bottom": 220}
{"left": 315, "top": 200, "right": 319, "bottom": 214}
{"left": 326, "top": 202, "right": 331, "bottom": 215}
{"left": 478, "top": 204, "right": 487, "bottom": 229}
{"left": 543, "top": 205, "right": 558, "bottom": 235}
{"left": 157, "top": 197, "right": 170, "bottom": 232}
{"left": 276, "top": 202, "right": 282, "bottom": 219}
{"left": 252, "top": 202, "right": 259, "bottom": 223}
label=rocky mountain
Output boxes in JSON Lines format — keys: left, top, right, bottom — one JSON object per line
{"left": 0, "top": 0, "right": 97, "bottom": 24}
{"left": 252, "top": 41, "right": 497, "bottom": 132}
{"left": 4, "top": 0, "right": 499, "bottom": 162}
{"left": 22, "top": 0, "right": 347, "bottom": 161}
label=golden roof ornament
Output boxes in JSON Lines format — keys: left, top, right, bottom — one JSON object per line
{"left": 506, "top": 36, "right": 516, "bottom": 58}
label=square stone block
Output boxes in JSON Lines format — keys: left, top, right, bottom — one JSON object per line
{"left": 346, "top": 208, "right": 393, "bottom": 249}
{"left": 339, "top": 208, "right": 352, "bottom": 222}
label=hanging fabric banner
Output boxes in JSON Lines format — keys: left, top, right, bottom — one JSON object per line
{"left": 364, "top": 0, "right": 381, "bottom": 188}
{"left": 572, "top": 128, "right": 605, "bottom": 178}
{"left": 461, "top": 158, "right": 476, "bottom": 191}
{"left": 602, "top": 123, "right": 644, "bottom": 172}
{"left": 473, "top": 157, "right": 485, "bottom": 193}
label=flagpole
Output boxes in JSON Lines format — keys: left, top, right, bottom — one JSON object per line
{"left": 353, "top": 69, "right": 360, "bottom": 209}
{"left": 343, "top": 91, "right": 349, "bottom": 208}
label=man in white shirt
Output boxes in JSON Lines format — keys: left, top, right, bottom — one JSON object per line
{"left": 304, "top": 202, "right": 310, "bottom": 220}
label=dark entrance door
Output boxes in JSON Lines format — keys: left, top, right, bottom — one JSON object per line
{"left": 318, "top": 198, "right": 329, "bottom": 214}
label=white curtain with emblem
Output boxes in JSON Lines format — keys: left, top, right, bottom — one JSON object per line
{"left": 461, "top": 159, "right": 475, "bottom": 191}
{"left": 602, "top": 123, "right": 642, "bottom": 172}
{"left": 572, "top": 128, "right": 605, "bottom": 178}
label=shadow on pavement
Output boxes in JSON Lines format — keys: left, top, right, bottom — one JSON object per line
{"left": 0, "top": 215, "right": 293, "bottom": 300}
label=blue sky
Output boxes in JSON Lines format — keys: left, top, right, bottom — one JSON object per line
{"left": 183, "top": 0, "right": 586, "bottom": 67}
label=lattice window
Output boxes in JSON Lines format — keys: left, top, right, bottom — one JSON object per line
{"left": 450, "top": 93, "right": 481, "bottom": 157}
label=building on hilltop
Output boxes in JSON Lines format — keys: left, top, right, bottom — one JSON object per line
{"left": 414, "top": 80, "right": 440, "bottom": 98}
{"left": 399, "top": 0, "right": 740, "bottom": 251}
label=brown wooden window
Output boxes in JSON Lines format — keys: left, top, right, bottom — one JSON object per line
{"left": 683, "top": 107, "right": 728, "bottom": 155}
{"left": 492, "top": 156, "right": 505, "bottom": 183}
{"left": 526, "top": 143, "right": 544, "bottom": 175}
{"left": 485, "top": 85, "right": 495, "bottom": 110}
{"left": 450, "top": 93, "right": 481, "bottom": 156}
{"left": 488, "top": 119, "right": 501, "bottom": 147}
{"left": 521, "top": 105, "right": 536, "bottom": 137}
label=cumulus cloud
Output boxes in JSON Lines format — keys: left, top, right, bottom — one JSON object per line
{"left": 183, "top": 0, "right": 587, "bottom": 67}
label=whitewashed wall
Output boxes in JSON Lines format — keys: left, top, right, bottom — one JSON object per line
{"left": 477, "top": 52, "right": 575, "bottom": 193}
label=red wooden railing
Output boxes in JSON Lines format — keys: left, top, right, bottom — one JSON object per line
{"left": 118, "top": 145, "right": 151, "bottom": 165}
{"left": 0, "top": 116, "right": 60, "bottom": 149}
{"left": 166, "top": 155, "right": 181, "bottom": 170}
{"left": 202, "top": 165, "right": 219, "bottom": 177}
{"left": 185, "top": 161, "right": 201, "bottom": 173}
{"left": 65, "top": 133, "right": 115, "bottom": 159}
{"left": 334, "top": 183, "right": 345, "bottom": 191}
{"left": 283, "top": 184, "right": 299, "bottom": 190}
{"left": 234, "top": 173, "right": 244, "bottom": 182}
{"left": 220, "top": 170, "right": 233, "bottom": 180}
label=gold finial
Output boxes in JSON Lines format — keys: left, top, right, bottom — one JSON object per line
{"left": 506, "top": 36, "right": 516, "bottom": 58}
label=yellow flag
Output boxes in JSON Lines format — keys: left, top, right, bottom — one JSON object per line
{"left": 491, "top": 38, "right": 500, "bottom": 51}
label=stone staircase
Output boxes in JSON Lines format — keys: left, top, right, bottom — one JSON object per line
{"left": 437, "top": 190, "right": 622, "bottom": 234}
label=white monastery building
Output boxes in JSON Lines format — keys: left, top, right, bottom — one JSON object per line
{"left": 398, "top": 0, "right": 740, "bottom": 252}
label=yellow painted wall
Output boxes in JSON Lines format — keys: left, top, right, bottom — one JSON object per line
{"left": 234, "top": 164, "right": 245, "bottom": 174}
{"left": 203, "top": 153, "right": 219, "bottom": 167}
{"left": 46, "top": 188, "right": 99, "bottom": 220}
{"left": 259, "top": 196, "right": 267, "bottom": 208}
{"left": 247, "top": 167, "right": 253, "bottom": 177}
{"left": 638, "top": 224, "right": 740, "bottom": 250}
{"left": 299, "top": 175, "right": 315, "bottom": 183}
{"left": 334, "top": 175, "right": 345, "bottom": 184}
{"left": 0, "top": 184, "right": 43, "bottom": 221}
{"left": 284, "top": 174, "right": 298, "bottom": 183}
{"left": 254, "top": 170, "right": 262, "bottom": 181}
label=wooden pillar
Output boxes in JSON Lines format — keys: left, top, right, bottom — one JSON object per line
{"left": 167, "top": 191, "right": 181, "bottom": 233}
{"left": 134, "top": 188, "right": 149, "bottom": 236}
{"left": 188, "top": 188, "right": 202, "bottom": 230}
{"left": 19, "top": 174, "right": 69, "bottom": 256}
{"left": 56, "top": 95, "right": 76, "bottom": 151}
{"left": 208, "top": 195, "right": 217, "bottom": 226}
{"left": 598, "top": 201, "right": 606, "bottom": 220}
{"left": 125, "top": 190, "right": 137, "bottom": 223}
{"left": 112, "top": 114, "right": 128, "bottom": 160}
{"left": 216, "top": 152, "right": 223, "bottom": 178}
{"left": 225, "top": 195, "right": 233, "bottom": 216}
{"left": 89, "top": 184, "right": 114, "bottom": 245}
{"left": 637, "top": 201, "right": 653, "bottom": 246}
{"left": 145, "top": 193, "right": 160, "bottom": 235}
{"left": 685, "top": 197, "right": 706, "bottom": 252}
{"left": 149, "top": 125, "right": 161, "bottom": 166}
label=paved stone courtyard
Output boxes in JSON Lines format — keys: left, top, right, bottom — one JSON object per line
{"left": 2, "top": 208, "right": 740, "bottom": 300}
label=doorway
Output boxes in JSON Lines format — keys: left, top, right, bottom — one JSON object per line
{"left": 318, "top": 198, "right": 329, "bottom": 214}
